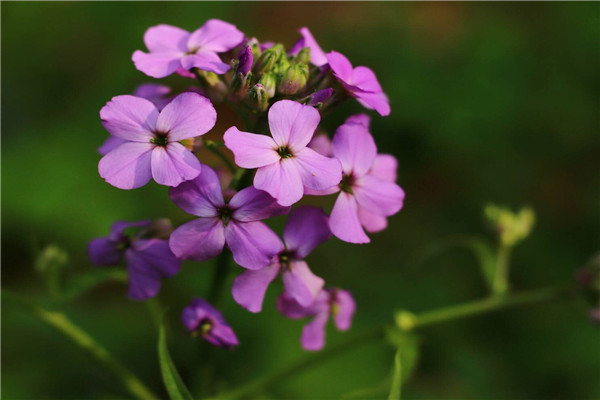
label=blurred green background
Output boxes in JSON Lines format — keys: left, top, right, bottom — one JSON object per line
{"left": 2, "top": 2, "right": 599, "bottom": 399}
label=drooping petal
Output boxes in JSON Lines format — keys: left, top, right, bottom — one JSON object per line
{"left": 223, "top": 126, "right": 279, "bottom": 169}
{"left": 351, "top": 66, "right": 383, "bottom": 92}
{"left": 355, "top": 91, "right": 390, "bottom": 117}
{"left": 99, "top": 95, "right": 158, "bottom": 141}
{"left": 150, "top": 143, "right": 202, "bottom": 187}
{"left": 282, "top": 261, "right": 325, "bottom": 307}
{"left": 331, "top": 289, "right": 356, "bottom": 331}
{"left": 354, "top": 175, "right": 405, "bottom": 217}
{"left": 225, "top": 221, "right": 284, "bottom": 270}
{"left": 329, "top": 192, "right": 370, "bottom": 244}
{"left": 132, "top": 50, "right": 184, "bottom": 79}
{"left": 98, "top": 142, "right": 154, "bottom": 189}
{"left": 370, "top": 154, "right": 397, "bottom": 182}
{"left": 180, "top": 51, "right": 231, "bottom": 75}
{"left": 155, "top": 92, "right": 216, "bottom": 141}
{"left": 88, "top": 238, "right": 121, "bottom": 266}
{"left": 301, "top": 310, "right": 330, "bottom": 351}
{"left": 229, "top": 186, "right": 290, "bottom": 222}
{"left": 294, "top": 147, "right": 342, "bottom": 191}
{"left": 268, "top": 100, "right": 320, "bottom": 151}
{"left": 187, "top": 19, "right": 244, "bottom": 53}
{"left": 254, "top": 159, "right": 304, "bottom": 206}
{"left": 232, "top": 262, "right": 280, "bottom": 313}
{"left": 98, "top": 136, "right": 127, "bottom": 156}
{"left": 283, "top": 206, "right": 330, "bottom": 258}
{"left": 143, "top": 24, "right": 189, "bottom": 53}
{"left": 326, "top": 51, "right": 354, "bottom": 82}
{"left": 169, "top": 218, "right": 225, "bottom": 262}
{"left": 289, "top": 27, "right": 328, "bottom": 67}
{"left": 358, "top": 206, "right": 388, "bottom": 233}
{"left": 206, "top": 321, "right": 239, "bottom": 348}
{"left": 331, "top": 122, "right": 377, "bottom": 176}
{"left": 169, "top": 166, "right": 223, "bottom": 217}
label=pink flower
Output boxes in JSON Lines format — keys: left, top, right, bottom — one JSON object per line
{"left": 132, "top": 20, "right": 244, "bottom": 78}
{"left": 98, "top": 92, "right": 216, "bottom": 189}
{"left": 182, "top": 298, "right": 239, "bottom": 348}
{"left": 224, "top": 100, "right": 342, "bottom": 206}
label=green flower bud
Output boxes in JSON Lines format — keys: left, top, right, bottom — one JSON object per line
{"left": 229, "top": 71, "right": 253, "bottom": 102}
{"left": 248, "top": 84, "right": 269, "bottom": 111}
{"left": 253, "top": 44, "right": 284, "bottom": 75}
{"left": 293, "top": 47, "right": 311, "bottom": 64}
{"left": 278, "top": 63, "right": 309, "bottom": 95}
{"left": 485, "top": 205, "right": 536, "bottom": 247}
{"left": 259, "top": 73, "right": 277, "bottom": 98}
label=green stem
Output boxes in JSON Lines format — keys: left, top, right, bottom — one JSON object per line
{"left": 207, "top": 250, "right": 232, "bottom": 307}
{"left": 3, "top": 291, "right": 160, "bottom": 400}
{"left": 202, "top": 139, "right": 237, "bottom": 174}
{"left": 492, "top": 244, "right": 512, "bottom": 295}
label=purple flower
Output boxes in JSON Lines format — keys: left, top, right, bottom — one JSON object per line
{"left": 236, "top": 46, "right": 253, "bottom": 76}
{"left": 277, "top": 288, "right": 356, "bottom": 351}
{"left": 224, "top": 100, "right": 342, "bottom": 206}
{"left": 169, "top": 166, "right": 289, "bottom": 270}
{"left": 289, "top": 27, "right": 328, "bottom": 67}
{"left": 182, "top": 298, "right": 239, "bottom": 348}
{"left": 88, "top": 220, "right": 180, "bottom": 300}
{"left": 327, "top": 51, "right": 390, "bottom": 117}
{"left": 98, "top": 92, "right": 216, "bottom": 189}
{"left": 232, "top": 206, "right": 329, "bottom": 313}
{"left": 325, "top": 116, "right": 405, "bottom": 243}
{"left": 132, "top": 20, "right": 244, "bottom": 78}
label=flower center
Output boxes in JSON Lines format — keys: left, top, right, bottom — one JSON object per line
{"left": 151, "top": 132, "right": 169, "bottom": 146}
{"left": 218, "top": 207, "right": 232, "bottom": 226}
{"left": 278, "top": 249, "right": 296, "bottom": 270}
{"left": 339, "top": 173, "right": 355, "bottom": 194}
{"left": 277, "top": 146, "right": 294, "bottom": 159}
{"left": 198, "top": 319, "right": 212, "bottom": 335}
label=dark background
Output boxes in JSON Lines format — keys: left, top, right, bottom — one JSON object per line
{"left": 2, "top": 2, "right": 599, "bottom": 399}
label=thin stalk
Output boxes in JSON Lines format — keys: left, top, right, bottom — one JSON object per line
{"left": 202, "top": 139, "right": 237, "bottom": 174}
{"left": 3, "top": 291, "right": 160, "bottom": 400}
{"left": 207, "top": 250, "right": 232, "bottom": 307}
{"left": 492, "top": 244, "right": 512, "bottom": 295}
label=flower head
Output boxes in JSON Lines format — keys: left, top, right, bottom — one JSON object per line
{"left": 98, "top": 92, "right": 216, "bottom": 189}
{"left": 169, "top": 166, "right": 289, "bottom": 270}
{"left": 277, "top": 288, "right": 356, "bottom": 351}
{"left": 232, "top": 206, "right": 329, "bottom": 313}
{"left": 132, "top": 20, "right": 244, "bottom": 78}
{"left": 88, "top": 220, "right": 181, "bottom": 300}
{"left": 182, "top": 298, "right": 239, "bottom": 348}
{"left": 224, "top": 100, "right": 342, "bottom": 206}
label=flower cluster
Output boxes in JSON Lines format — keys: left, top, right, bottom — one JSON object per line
{"left": 90, "top": 20, "right": 404, "bottom": 351}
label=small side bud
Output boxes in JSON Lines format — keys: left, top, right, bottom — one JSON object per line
{"left": 293, "top": 47, "right": 311, "bottom": 64}
{"left": 485, "top": 205, "right": 535, "bottom": 247}
{"left": 253, "top": 44, "right": 283, "bottom": 75}
{"left": 307, "top": 88, "right": 334, "bottom": 107}
{"left": 235, "top": 46, "right": 253, "bottom": 76}
{"left": 229, "top": 71, "right": 253, "bottom": 102}
{"left": 395, "top": 310, "right": 417, "bottom": 331}
{"left": 259, "top": 73, "right": 277, "bottom": 98}
{"left": 278, "top": 63, "right": 309, "bottom": 95}
{"left": 248, "top": 84, "right": 270, "bottom": 111}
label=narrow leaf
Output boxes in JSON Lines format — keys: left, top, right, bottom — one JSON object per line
{"left": 158, "top": 321, "right": 194, "bottom": 400}
{"left": 388, "top": 347, "right": 402, "bottom": 400}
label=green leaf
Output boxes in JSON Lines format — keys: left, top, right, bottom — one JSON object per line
{"left": 385, "top": 327, "right": 420, "bottom": 383}
{"left": 60, "top": 268, "right": 128, "bottom": 303}
{"left": 388, "top": 347, "right": 402, "bottom": 400}
{"left": 158, "top": 321, "right": 194, "bottom": 400}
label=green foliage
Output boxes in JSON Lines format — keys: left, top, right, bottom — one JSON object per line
{"left": 385, "top": 328, "right": 420, "bottom": 384}
{"left": 158, "top": 321, "right": 194, "bottom": 400}
{"left": 388, "top": 348, "right": 403, "bottom": 400}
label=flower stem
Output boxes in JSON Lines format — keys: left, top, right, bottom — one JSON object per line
{"left": 207, "top": 250, "right": 232, "bottom": 307}
{"left": 492, "top": 244, "right": 512, "bottom": 295}
{"left": 3, "top": 290, "right": 160, "bottom": 400}
{"left": 202, "top": 139, "right": 237, "bottom": 174}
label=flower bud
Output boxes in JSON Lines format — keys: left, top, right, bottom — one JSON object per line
{"left": 485, "top": 205, "right": 535, "bottom": 247}
{"left": 253, "top": 44, "right": 283, "bottom": 75}
{"left": 248, "top": 84, "right": 269, "bottom": 111}
{"left": 278, "top": 63, "right": 309, "bottom": 95}
{"left": 293, "top": 47, "right": 311, "bottom": 64}
{"left": 259, "top": 73, "right": 277, "bottom": 98}
{"left": 246, "top": 37, "right": 262, "bottom": 60}
{"left": 235, "top": 46, "right": 253, "bottom": 76}
{"left": 229, "top": 71, "right": 253, "bottom": 102}
{"left": 307, "top": 88, "right": 334, "bottom": 107}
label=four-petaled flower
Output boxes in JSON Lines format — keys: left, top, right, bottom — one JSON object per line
{"left": 232, "top": 206, "right": 329, "bottom": 313}
{"left": 277, "top": 288, "right": 356, "bottom": 351}
{"left": 99, "top": 92, "right": 216, "bottom": 189}
{"left": 169, "top": 166, "right": 289, "bottom": 270}
{"left": 182, "top": 298, "right": 239, "bottom": 348}
{"left": 132, "top": 20, "right": 244, "bottom": 78}
{"left": 224, "top": 100, "right": 342, "bottom": 206}
{"left": 88, "top": 220, "right": 180, "bottom": 300}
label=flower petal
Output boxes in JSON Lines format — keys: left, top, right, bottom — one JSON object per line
{"left": 109, "top": 220, "right": 152, "bottom": 241}
{"left": 125, "top": 240, "right": 180, "bottom": 300}
{"left": 331, "top": 289, "right": 356, "bottom": 331}
{"left": 254, "top": 159, "right": 304, "bottom": 206}
{"left": 307, "top": 133, "right": 333, "bottom": 157}
{"left": 143, "top": 24, "right": 189, "bottom": 53}
{"left": 151, "top": 143, "right": 202, "bottom": 187}
{"left": 370, "top": 154, "right": 397, "bottom": 182}
{"left": 294, "top": 147, "right": 342, "bottom": 191}
{"left": 232, "top": 262, "right": 280, "bottom": 313}
{"left": 98, "top": 142, "right": 153, "bottom": 189}
{"left": 354, "top": 175, "right": 405, "bottom": 217}
{"left": 187, "top": 19, "right": 244, "bottom": 53}
{"left": 355, "top": 91, "right": 390, "bottom": 117}
{"left": 133, "top": 83, "right": 172, "bottom": 110}
{"left": 344, "top": 113, "right": 371, "bottom": 128}
{"left": 332, "top": 122, "right": 377, "bottom": 176}
{"left": 180, "top": 51, "right": 231, "bottom": 75}
{"left": 206, "top": 322, "right": 240, "bottom": 348}
{"left": 283, "top": 206, "right": 330, "bottom": 258}
{"left": 329, "top": 192, "right": 370, "bottom": 244}
{"left": 327, "top": 51, "right": 354, "bottom": 82}
{"left": 282, "top": 260, "right": 325, "bottom": 307}
{"left": 132, "top": 50, "right": 183, "bottom": 79}
{"left": 290, "top": 27, "right": 328, "bottom": 67}
{"left": 358, "top": 206, "right": 388, "bottom": 233}
{"left": 229, "top": 186, "right": 290, "bottom": 222}
{"left": 223, "top": 126, "right": 279, "bottom": 169}
{"left": 99, "top": 95, "right": 158, "bottom": 141}
{"left": 169, "top": 218, "right": 225, "bottom": 262}
{"left": 98, "top": 136, "right": 127, "bottom": 156}
{"left": 351, "top": 66, "right": 383, "bottom": 93}
{"left": 169, "top": 166, "right": 223, "bottom": 217}
{"left": 301, "top": 310, "right": 330, "bottom": 351}
{"left": 88, "top": 238, "right": 121, "bottom": 266}
{"left": 225, "top": 221, "right": 284, "bottom": 270}
{"left": 268, "top": 100, "right": 320, "bottom": 150}
{"left": 155, "top": 92, "right": 216, "bottom": 141}
{"left": 131, "top": 239, "right": 181, "bottom": 278}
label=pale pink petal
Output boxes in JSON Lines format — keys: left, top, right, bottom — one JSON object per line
{"left": 223, "top": 126, "right": 279, "bottom": 169}
{"left": 169, "top": 166, "right": 223, "bottom": 217}
{"left": 326, "top": 51, "right": 354, "bottom": 82}
{"left": 169, "top": 218, "right": 225, "bottom": 262}
{"left": 332, "top": 122, "right": 377, "bottom": 176}
{"left": 282, "top": 261, "right": 325, "bottom": 307}
{"left": 143, "top": 24, "right": 189, "bottom": 53}
{"left": 307, "top": 133, "right": 333, "bottom": 157}
{"left": 283, "top": 206, "right": 330, "bottom": 258}
{"left": 150, "top": 143, "right": 202, "bottom": 187}
{"left": 289, "top": 27, "right": 328, "bottom": 67}
{"left": 229, "top": 186, "right": 290, "bottom": 222}
{"left": 268, "top": 100, "right": 320, "bottom": 150}
{"left": 301, "top": 310, "right": 330, "bottom": 351}
{"left": 356, "top": 91, "right": 391, "bottom": 117}
{"left": 351, "top": 66, "right": 383, "bottom": 92}
{"left": 187, "top": 19, "right": 244, "bottom": 53}
{"left": 225, "top": 221, "right": 284, "bottom": 270}
{"left": 98, "top": 136, "right": 127, "bottom": 156}
{"left": 98, "top": 142, "right": 153, "bottom": 189}
{"left": 155, "top": 92, "right": 216, "bottom": 141}
{"left": 100, "top": 95, "right": 158, "bottom": 141}
{"left": 354, "top": 175, "right": 405, "bottom": 217}
{"left": 181, "top": 51, "right": 231, "bottom": 75}
{"left": 370, "top": 154, "right": 397, "bottom": 182}
{"left": 132, "top": 51, "right": 183, "bottom": 79}
{"left": 332, "top": 289, "right": 356, "bottom": 331}
{"left": 358, "top": 206, "right": 388, "bottom": 233}
{"left": 344, "top": 113, "right": 371, "bottom": 128}
{"left": 329, "top": 192, "right": 370, "bottom": 244}
{"left": 254, "top": 159, "right": 304, "bottom": 206}
{"left": 232, "top": 262, "right": 280, "bottom": 313}
{"left": 294, "top": 147, "right": 342, "bottom": 191}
